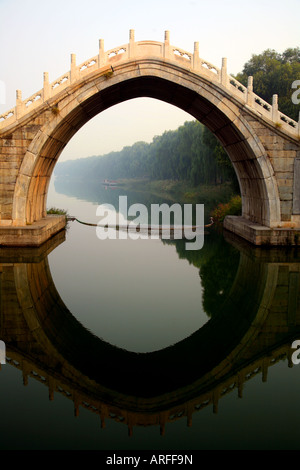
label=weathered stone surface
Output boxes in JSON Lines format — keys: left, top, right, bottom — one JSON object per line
{"left": 278, "top": 187, "right": 293, "bottom": 201}
{"left": 293, "top": 158, "right": 300, "bottom": 215}
{"left": 224, "top": 216, "right": 300, "bottom": 246}
{"left": 0, "top": 216, "right": 66, "bottom": 247}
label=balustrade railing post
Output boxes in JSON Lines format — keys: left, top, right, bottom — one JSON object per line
{"left": 193, "top": 41, "right": 199, "bottom": 70}
{"left": 16, "top": 89, "right": 23, "bottom": 119}
{"left": 74, "top": 396, "right": 79, "bottom": 417}
{"left": 221, "top": 58, "right": 228, "bottom": 87}
{"left": 128, "top": 29, "right": 135, "bottom": 58}
{"left": 272, "top": 94, "right": 279, "bottom": 123}
{"left": 70, "top": 53, "right": 78, "bottom": 83}
{"left": 298, "top": 111, "right": 300, "bottom": 137}
{"left": 43, "top": 72, "right": 50, "bottom": 101}
{"left": 163, "top": 30, "right": 170, "bottom": 59}
{"left": 237, "top": 372, "right": 245, "bottom": 398}
{"left": 99, "top": 39, "right": 105, "bottom": 67}
{"left": 262, "top": 358, "right": 269, "bottom": 382}
{"left": 247, "top": 76, "right": 254, "bottom": 106}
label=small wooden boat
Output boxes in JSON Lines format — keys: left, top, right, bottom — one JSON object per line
{"left": 101, "top": 179, "right": 119, "bottom": 186}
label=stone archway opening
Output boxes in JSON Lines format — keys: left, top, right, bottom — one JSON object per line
{"left": 20, "top": 75, "right": 277, "bottom": 230}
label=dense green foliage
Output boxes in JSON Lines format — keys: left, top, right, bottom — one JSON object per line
{"left": 55, "top": 121, "right": 236, "bottom": 186}
{"left": 235, "top": 47, "right": 300, "bottom": 121}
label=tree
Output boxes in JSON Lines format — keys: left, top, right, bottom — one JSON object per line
{"left": 235, "top": 47, "right": 300, "bottom": 121}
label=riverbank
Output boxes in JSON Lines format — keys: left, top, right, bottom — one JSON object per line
{"left": 115, "top": 178, "right": 237, "bottom": 208}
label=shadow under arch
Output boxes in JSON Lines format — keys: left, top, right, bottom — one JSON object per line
{"left": 13, "top": 61, "right": 280, "bottom": 227}
{"left": 2, "top": 230, "right": 292, "bottom": 415}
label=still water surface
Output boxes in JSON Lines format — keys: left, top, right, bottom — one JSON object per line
{"left": 0, "top": 177, "right": 300, "bottom": 450}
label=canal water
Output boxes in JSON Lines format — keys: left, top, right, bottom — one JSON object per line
{"left": 0, "top": 176, "right": 300, "bottom": 450}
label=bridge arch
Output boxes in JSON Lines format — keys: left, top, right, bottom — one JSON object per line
{"left": 13, "top": 57, "right": 280, "bottom": 227}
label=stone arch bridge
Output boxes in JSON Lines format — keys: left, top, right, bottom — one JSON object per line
{"left": 0, "top": 30, "right": 299, "bottom": 246}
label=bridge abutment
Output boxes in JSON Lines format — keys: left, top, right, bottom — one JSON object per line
{"left": 0, "top": 215, "right": 66, "bottom": 247}
{"left": 223, "top": 116, "right": 300, "bottom": 245}
{"left": 224, "top": 216, "right": 300, "bottom": 246}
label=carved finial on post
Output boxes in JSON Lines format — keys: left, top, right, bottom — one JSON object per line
{"left": 0, "top": 340, "right": 5, "bottom": 366}
{"left": 164, "top": 30, "right": 170, "bottom": 59}
{"left": 43, "top": 72, "right": 50, "bottom": 101}
{"left": 247, "top": 76, "right": 254, "bottom": 106}
{"left": 129, "top": 29, "right": 135, "bottom": 58}
{"left": 48, "top": 386, "right": 54, "bottom": 401}
{"left": 237, "top": 373, "right": 244, "bottom": 398}
{"left": 22, "top": 369, "right": 28, "bottom": 386}
{"left": 262, "top": 359, "right": 269, "bottom": 382}
{"left": 100, "top": 405, "right": 107, "bottom": 428}
{"left": 16, "top": 89, "right": 22, "bottom": 119}
{"left": 187, "top": 408, "right": 193, "bottom": 427}
{"left": 212, "top": 388, "right": 220, "bottom": 414}
{"left": 70, "top": 53, "right": 77, "bottom": 83}
{"left": 221, "top": 58, "right": 228, "bottom": 87}
{"left": 16, "top": 89, "right": 22, "bottom": 104}
{"left": 129, "top": 29, "right": 135, "bottom": 42}
{"left": 99, "top": 39, "right": 105, "bottom": 67}
{"left": 160, "top": 422, "right": 166, "bottom": 436}
{"left": 247, "top": 76, "right": 253, "bottom": 92}
{"left": 193, "top": 41, "right": 199, "bottom": 70}
{"left": 272, "top": 94, "right": 279, "bottom": 123}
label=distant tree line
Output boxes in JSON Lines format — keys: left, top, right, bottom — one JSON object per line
{"left": 55, "top": 121, "right": 236, "bottom": 186}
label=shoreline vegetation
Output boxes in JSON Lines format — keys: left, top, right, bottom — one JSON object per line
{"left": 113, "top": 177, "right": 234, "bottom": 203}
{"left": 48, "top": 177, "right": 241, "bottom": 226}
{"left": 47, "top": 207, "right": 68, "bottom": 217}
{"left": 101, "top": 177, "right": 242, "bottom": 223}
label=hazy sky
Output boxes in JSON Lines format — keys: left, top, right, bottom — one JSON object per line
{"left": 0, "top": 0, "right": 299, "bottom": 161}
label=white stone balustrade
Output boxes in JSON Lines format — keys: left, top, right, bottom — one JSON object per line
{"left": 0, "top": 29, "right": 299, "bottom": 137}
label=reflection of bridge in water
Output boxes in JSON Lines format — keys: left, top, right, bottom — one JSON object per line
{"left": 0, "top": 230, "right": 300, "bottom": 436}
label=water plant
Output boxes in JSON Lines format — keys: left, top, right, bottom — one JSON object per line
{"left": 211, "top": 195, "right": 242, "bottom": 223}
